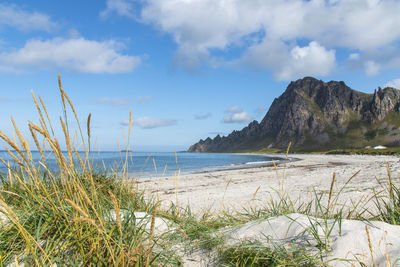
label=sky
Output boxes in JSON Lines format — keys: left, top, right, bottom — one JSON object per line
{"left": 0, "top": 0, "right": 400, "bottom": 151}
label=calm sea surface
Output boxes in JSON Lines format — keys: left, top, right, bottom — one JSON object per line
{"left": 0, "top": 151, "right": 279, "bottom": 178}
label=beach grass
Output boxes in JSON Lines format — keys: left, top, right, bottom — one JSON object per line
{"left": 219, "top": 240, "right": 320, "bottom": 267}
{"left": 0, "top": 76, "right": 180, "bottom": 266}
{"left": 0, "top": 77, "right": 400, "bottom": 266}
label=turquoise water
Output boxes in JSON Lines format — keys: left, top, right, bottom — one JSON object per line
{"left": 0, "top": 151, "right": 280, "bottom": 178}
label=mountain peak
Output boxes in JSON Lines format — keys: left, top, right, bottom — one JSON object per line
{"left": 188, "top": 77, "right": 400, "bottom": 152}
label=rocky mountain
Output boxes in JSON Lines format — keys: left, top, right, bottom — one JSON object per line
{"left": 188, "top": 77, "right": 400, "bottom": 152}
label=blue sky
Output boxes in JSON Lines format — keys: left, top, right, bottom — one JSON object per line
{"left": 0, "top": 0, "right": 400, "bottom": 151}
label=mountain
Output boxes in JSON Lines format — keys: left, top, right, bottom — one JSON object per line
{"left": 188, "top": 77, "right": 400, "bottom": 152}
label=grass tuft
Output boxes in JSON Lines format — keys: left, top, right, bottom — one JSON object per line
{"left": 219, "top": 241, "right": 319, "bottom": 266}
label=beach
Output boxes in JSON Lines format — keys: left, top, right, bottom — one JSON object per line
{"left": 139, "top": 154, "right": 400, "bottom": 213}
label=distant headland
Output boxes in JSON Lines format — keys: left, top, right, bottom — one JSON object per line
{"left": 189, "top": 77, "right": 400, "bottom": 152}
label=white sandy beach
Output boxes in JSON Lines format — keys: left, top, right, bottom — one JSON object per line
{"left": 138, "top": 154, "right": 400, "bottom": 213}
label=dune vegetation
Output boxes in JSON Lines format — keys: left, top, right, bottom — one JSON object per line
{"left": 0, "top": 77, "right": 400, "bottom": 266}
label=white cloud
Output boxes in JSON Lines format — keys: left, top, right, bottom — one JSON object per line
{"left": 384, "top": 78, "right": 400, "bottom": 89}
{"left": 137, "top": 95, "right": 153, "bottom": 103}
{"left": 278, "top": 41, "right": 336, "bottom": 80}
{"left": 125, "top": 0, "right": 400, "bottom": 77}
{"left": 222, "top": 111, "right": 252, "bottom": 124}
{"left": 240, "top": 40, "right": 336, "bottom": 80}
{"left": 225, "top": 106, "right": 242, "bottom": 113}
{"left": 100, "top": 0, "right": 135, "bottom": 19}
{"left": 121, "top": 117, "right": 177, "bottom": 129}
{"left": 194, "top": 112, "right": 212, "bottom": 120}
{"left": 365, "top": 60, "right": 380, "bottom": 76}
{"left": 346, "top": 48, "right": 400, "bottom": 76}
{"left": 0, "top": 3, "right": 57, "bottom": 32}
{"left": 223, "top": 106, "right": 252, "bottom": 123}
{"left": 349, "top": 53, "right": 360, "bottom": 60}
{"left": 0, "top": 37, "right": 141, "bottom": 74}
{"left": 95, "top": 97, "right": 131, "bottom": 106}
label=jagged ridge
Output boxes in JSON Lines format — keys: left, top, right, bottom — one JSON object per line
{"left": 188, "top": 77, "right": 400, "bottom": 152}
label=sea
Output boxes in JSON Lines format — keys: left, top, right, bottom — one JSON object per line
{"left": 0, "top": 151, "right": 281, "bottom": 178}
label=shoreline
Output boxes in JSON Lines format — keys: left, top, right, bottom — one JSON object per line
{"left": 126, "top": 152, "right": 284, "bottom": 178}
{"left": 186, "top": 155, "right": 295, "bottom": 175}
{"left": 138, "top": 153, "right": 400, "bottom": 213}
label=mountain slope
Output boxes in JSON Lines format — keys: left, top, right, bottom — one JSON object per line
{"left": 188, "top": 77, "right": 400, "bottom": 152}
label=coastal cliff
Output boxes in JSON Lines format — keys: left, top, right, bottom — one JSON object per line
{"left": 189, "top": 77, "right": 400, "bottom": 152}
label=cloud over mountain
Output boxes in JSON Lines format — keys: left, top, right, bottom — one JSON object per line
{"left": 385, "top": 78, "right": 400, "bottom": 89}
{"left": 222, "top": 106, "right": 252, "bottom": 123}
{"left": 105, "top": 0, "right": 400, "bottom": 79}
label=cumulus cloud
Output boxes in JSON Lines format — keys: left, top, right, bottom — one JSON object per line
{"left": 222, "top": 106, "right": 252, "bottom": 123}
{"left": 346, "top": 49, "right": 400, "bottom": 76}
{"left": 121, "top": 117, "right": 177, "bottom": 129}
{"left": 100, "top": 0, "right": 135, "bottom": 19}
{"left": 0, "top": 3, "right": 57, "bottom": 32}
{"left": 365, "top": 60, "right": 381, "bottom": 76}
{"left": 137, "top": 95, "right": 153, "bottom": 103}
{"left": 194, "top": 112, "right": 212, "bottom": 120}
{"left": 239, "top": 40, "right": 336, "bottom": 80}
{"left": 95, "top": 97, "right": 131, "bottom": 106}
{"left": 222, "top": 111, "right": 252, "bottom": 124}
{"left": 110, "top": 0, "right": 400, "bottom": 78}
{"left": 280, "top": 41, "right": 336, "bottom": 80}
{"left": 384, "top": 78, "right": 400, "bottom": 89}
{"left": 0, "top": 37, "right": 141, "bottom": 73}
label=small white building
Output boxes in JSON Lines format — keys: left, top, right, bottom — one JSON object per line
{"left": 373, "top": 145, "right": 387, "bottom": 149}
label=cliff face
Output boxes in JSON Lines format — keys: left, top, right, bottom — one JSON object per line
{"left": 188, "top": 77, "right": 400, "bottom": 152}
